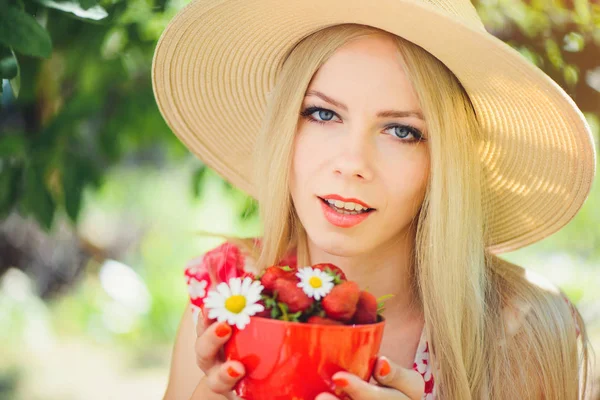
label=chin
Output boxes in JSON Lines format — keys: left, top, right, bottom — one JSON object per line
{"left": 310, "top": 229, "right": 371, "bottom": 257}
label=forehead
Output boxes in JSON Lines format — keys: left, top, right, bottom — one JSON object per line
{"left": 306, "top": 34, "right": 420, "bottom": 110}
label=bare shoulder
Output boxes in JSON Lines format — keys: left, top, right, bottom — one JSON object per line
{"left": 162, "top": 304, "right": 204, "bottom": 400}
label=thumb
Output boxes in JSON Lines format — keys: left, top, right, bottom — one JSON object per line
{"left": 373, "top": 356, "right": 425, "bottom": 400}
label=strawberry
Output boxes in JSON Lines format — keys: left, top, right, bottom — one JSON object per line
{"left": 351, "top": 291, "right": 378, "bottom": 324}
{"left": 260, "top": 265, "right": 298, "bottom": 294}
{"left": 273, "top": 278, "right": 313, "bottom": 313}
{"left": 322, "top": 281, "right": 360, "bottom": 322}
{"left": 307, "top": 316, "right": 344, "bottom": 326}
{"left": 312, "top": 263, "right": 347, "bottom": 282}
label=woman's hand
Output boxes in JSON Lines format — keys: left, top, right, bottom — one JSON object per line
{"left": 189, "top": 312, "right": 245, "bottom": 399}
{"left": 315, "top": 356, "right": 425, "bottom": 400}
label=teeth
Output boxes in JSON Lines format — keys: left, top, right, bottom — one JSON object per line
{"left": 326, "top": 199, "right": 368, "bottom": 211}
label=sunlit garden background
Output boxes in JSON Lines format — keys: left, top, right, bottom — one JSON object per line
{"left": 1, "top": 0, "right": 599, "bottom": 399}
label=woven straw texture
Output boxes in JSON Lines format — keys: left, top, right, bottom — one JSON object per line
{"left": 152, "top": 0, "right": 596, "bottom": 254}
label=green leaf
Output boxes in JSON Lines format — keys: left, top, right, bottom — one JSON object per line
{"left": 62, "top": 155, "right": 87, "bottom": 222}
{"left": 376, "top": 294, "right": 395, "bottom": 314}
{"left": 0, "top": 51, "right": 18, "bottom": 80}
{"left": 78, "top": 0, "right": 98, "bottom": 10}
{"left": 322, "top": 266, "right": 342, "bottom": 284}
{"left": 9, "top": 48, "right": 20, "bottom": 98}
{"left": 515, "top": 45, "right": 543, "bottom": 68}
{"left": 278, "top": 302, "right": 289, "bottom": 321}
{"left": 563, "top": 64, "right": 579, "bottom": 87}
{"left": 0, "top": 6, "right": 52, "bottom": 58}
{"left": 240, "top": 196, "right": 258, "bottom": 220}
{"left": 34, "top": 0, "right": 108, "bottom": 20}
{"left": 0, "top": 45, "right": 20, "bottom": 98}
{"left": 22, "top": 164, "right": 55, "bottom": 230}
{"left": 573, "top": 0, "right": 592, "bottom": 25}
{"left": 0, "top": 134, "right": 27, "bottom": 158}
{"left": 0, "top": 166, "right": 22, "bottom": 217}
{"left": 563, "top": 32, "right": 585, "bottom": 52}
{"left": 289, "top": 311, "right": 302, "bottom": 322}
{"left": 376, "top": 294, "right": 395, "bottom": 303}
{"left": 191, "top": 165, "right": 207, "bottom": 198}
{"left": 270, "top": 307, "right": 281, "bottom": 319}
{"left": 545, "top": 39, "right": 564, "bottom": 70}
{"left": 279, "top": 266, "right": 293, "bottom": 272}
{"left": 266, "top": 299, "right": 276, "bottom": 308}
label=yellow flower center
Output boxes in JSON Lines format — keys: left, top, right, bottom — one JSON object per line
{"left": 309, "top": 276, "right": 322, "bottom": 288}
{"left": 225, "top": 295, "right": 246, "bottom": 314}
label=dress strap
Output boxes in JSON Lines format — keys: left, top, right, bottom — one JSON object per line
{"left": 413, "top": 324, "right": 436, "bottom": 399}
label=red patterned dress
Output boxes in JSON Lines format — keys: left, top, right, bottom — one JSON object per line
{"left": 184, "top": 240, "right": 581, "bottom": 400}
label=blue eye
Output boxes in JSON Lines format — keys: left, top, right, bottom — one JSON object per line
{"left": 386, "top": 125, "right": 424, "bottom": 142}
{"left": 300, "top": 105, "right": 426, "bottom": 144}
{"left": 300, "top": 107, "right": 338, "bottom": 123}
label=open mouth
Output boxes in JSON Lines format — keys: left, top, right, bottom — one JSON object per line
{"left": 318, "top": 197, "right": 376, "bottom": 215}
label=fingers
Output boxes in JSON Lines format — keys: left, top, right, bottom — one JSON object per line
{"left": 315, "top": 393, "right": 340, "bottom": 400}
{"left": 319, "top": 371, "right": 411, "bottom": 400}
{"left": 196, "top": 306, "right": 210, "bottom": 337}
{"left": 373, "top": 356, "right": 425, "bottom": 400}
{"left": 204, "top": 360, "right": 246, "bottom": 395}
{"left": 195, "top": 320, "right": 233, "bottom": 372}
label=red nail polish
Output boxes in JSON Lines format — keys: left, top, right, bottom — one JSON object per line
{"left": 215, "top": 323, "right": 231, "bottom": 337}
{"left": 379, "top": 359, "right": 391, "bottom": 377}
{"left": 333, "top": 377, "right": 349, "bottom": 388}
{"left": 227, "top": 366, "right": 241, "bottom": 378}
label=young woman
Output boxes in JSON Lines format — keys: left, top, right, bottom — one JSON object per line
{"left": 152, "top": 1, "right": 595, "bottom": 399}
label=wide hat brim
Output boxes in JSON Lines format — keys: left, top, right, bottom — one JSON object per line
{"left": 152, "top": 0, "right": 597, "bottom": 254}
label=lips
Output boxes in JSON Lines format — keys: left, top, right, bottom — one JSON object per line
{"left": 318, "top": 195, "right": 375, "bottom": 211}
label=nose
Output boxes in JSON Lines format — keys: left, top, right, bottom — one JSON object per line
{"left": 332, "top": 129, "right": 374, "bottom": 181}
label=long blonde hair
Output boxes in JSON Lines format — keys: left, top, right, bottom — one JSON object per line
{"left": 195, "top": 24, "right": 594, "bottom": 399}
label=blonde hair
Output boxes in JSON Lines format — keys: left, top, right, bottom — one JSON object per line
{"left": 195, "top": 24, "right": 594, "bottom": 399}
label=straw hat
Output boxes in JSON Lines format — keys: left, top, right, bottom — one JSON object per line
{"left": 151, "top": 0, "right": 597, "bottom": 254}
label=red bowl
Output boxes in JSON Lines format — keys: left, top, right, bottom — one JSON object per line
{"left": 223, "top": 316, "right": 386, "bottom": 400}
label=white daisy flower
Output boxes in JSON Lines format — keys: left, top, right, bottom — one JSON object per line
{"left": 296, "top": 266, "right": 334, "bottom": 301}
{"left": 202, "top": 277, "right": 265, "bottom": 330}
{"left": 188, "top": 278, "right": 208, "bottom": 300}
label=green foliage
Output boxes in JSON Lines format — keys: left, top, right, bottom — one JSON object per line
{"left": 0, "top": 0, "right": 597, "bottom": 237}
{"left": 0, "top": 4, "right": 52, "bottom": 58}
{"left": 0, "top": 0, "right": 194, "bottom": 230}
{"left": 322, "top": 266, "right": 344, "bottom": 285}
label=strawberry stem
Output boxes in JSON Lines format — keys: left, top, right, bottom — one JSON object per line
{"left": 376, "top": 294, "right": 395, "bottom": 314}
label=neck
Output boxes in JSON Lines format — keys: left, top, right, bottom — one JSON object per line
{"left": 305, "top": 230, "right": 422, "bottom": 322}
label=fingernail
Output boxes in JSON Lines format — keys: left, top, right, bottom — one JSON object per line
{"left": 227, "top": 366, "right": 241, "bottom": 378}
{"left": 215, "top": 323, "right": 231, "bottom": 337}
{"left": 333, "top": 377, "right": 349, "bottom": 388}
{"left": 379, "top": 358, "right": 391, "bottom": 377}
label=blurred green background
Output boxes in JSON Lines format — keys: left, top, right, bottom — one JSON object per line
{"left": 0, "top": 0, "right": 599, "bottom": 399}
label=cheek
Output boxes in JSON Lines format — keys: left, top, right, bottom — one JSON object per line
{"left": 292, "top": 128, "right": 325, "bottom": 184}
{"left": 291, "top": 130, "right": 315, "bottom": 198}
{"left": 385, "top": 150, "right": 430, "bottom": 209}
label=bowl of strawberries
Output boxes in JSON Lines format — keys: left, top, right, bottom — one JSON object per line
{"left": 200, "top": 263, "right": 391, "bottom": 400}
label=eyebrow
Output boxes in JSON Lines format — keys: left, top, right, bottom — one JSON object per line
{"left": 305, "top": 90, "right": 425, "bottom": 121}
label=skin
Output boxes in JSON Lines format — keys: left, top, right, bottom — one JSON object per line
{"left": 290, "top": 32, "right": 429, "bottom": 321}
{"left": 289, "top": 33, "right": 431, "bottom": 399}
{"left": 189, "top": 33, "right": 430, "bottom": 399}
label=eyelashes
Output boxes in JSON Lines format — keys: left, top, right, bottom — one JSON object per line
{"left": 299, "top": 105, "right": 426, "bottom": 144}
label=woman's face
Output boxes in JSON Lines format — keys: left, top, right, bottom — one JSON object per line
{"left": 290, "top": 34, "right": 430, "bottom": 256}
